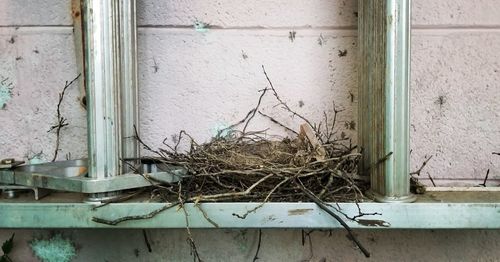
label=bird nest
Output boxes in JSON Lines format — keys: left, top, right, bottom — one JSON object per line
{"left": 93, "top": 66, "right": 374, "bottom": 258}
{"left": 135, "top": 66, "right": 369, "bottom": 205}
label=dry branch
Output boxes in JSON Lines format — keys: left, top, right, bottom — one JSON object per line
{"left": 48, "top": 74, "right": 81, "bottom": 162}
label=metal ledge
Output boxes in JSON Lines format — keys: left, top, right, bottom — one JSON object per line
{"left": 0, "top": 191, "right": 498, "bottom": 229}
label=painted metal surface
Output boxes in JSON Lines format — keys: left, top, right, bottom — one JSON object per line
{"left": 358, "top": 0, "right": 414, "bottom": 202}
{"left": 0, "top": 201, "right": 498, "bottom": 229}
{"left": 0, "top": 160, "right": 185, "bottom": 193}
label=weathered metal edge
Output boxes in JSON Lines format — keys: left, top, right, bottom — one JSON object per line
{"left": 1, "top": 202, "right": 498, "bottom": 229}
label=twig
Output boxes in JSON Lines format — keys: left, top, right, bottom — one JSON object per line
{"left": 142, "top": 229, "right": 152, "bottom": 253}
{"left": 296, "top": 181, "right": 370, "bottom": 258}
{"left": 178, "top": 183, "right": 203, "bottom": 262}
{"left": 300, "top": 230, "right": 314, "bottom": 262}
{"left": 261, "top": 65, "right": 317, "bottom": 135}
{"left": 428, "top": 173, "right": 436, "bottom": 187}
{"left": 92, "top": 202, "right": 179, "bottom": 225}
{"left": 252, "top": 229, "right": 262, "bottom": 262}
{"left": 350, "top": 202, "right": 382, "bottom": 221}
{"left": 232, "top": 177, "right": 290, "bottom": 219}
{"left": 91, "top": 188, "right": 147, "bottom": 210}
{"left": 216, "top": 86, "right": 268, "bottom": 138}
{"left": 242, "top": 88, "right": 269, "bottom": 134}
{"left": 197, "top": 174, "right": 274, "bottom": 201}
{"left": 492, "top": 152, "right": 500, "bottom": 156}
{"left": 195, "top": 204, "right": 219, "bottom": 228}
{"left": 479, "top": 169, "right": 490, "bottom": 187}
{"left": 48, "top": 74, "right": 81, "bottom": 162}
{"left": 318, "top": 171, "right": 337, "bottom": 198}
{"left": 258, "top": 111, "right": 299, "bottom": 136}
{"left": 325, "top": 101, "right": 344, "bottom": 143}
{"left": 410, "top": 155, "right": 433, "bottom": 176}
{"left": 363, "top": 152, "right": 393, "bottom": 174}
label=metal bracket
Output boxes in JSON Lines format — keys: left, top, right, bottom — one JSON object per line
{"left": 0, "top": 158, "right": 25, "bottom": 169}
{"left": 0, "top": 1, "right": 187, "bottom": 201}
{"left": 0, "top": 184, "right": 50, "bottom": 200}
{"left": 0, "top": 160, "right": 186, "bottom": 194}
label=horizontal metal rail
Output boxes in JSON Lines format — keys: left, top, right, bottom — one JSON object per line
{"left": 0, "top": 201, "right": 498, "bottom": 229}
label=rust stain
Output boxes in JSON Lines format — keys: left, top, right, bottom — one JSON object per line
{"left": 72, "top": 10, "right": 81, "bottom": 18}
{"left": 71, "top": 0, "right": 81, "bottom": 19}
{"left": 71, "top": 0, "right": 87, "bottom": 109}
{"left": 356, "top": 219, "right": 390, "bottom": 227}
{"left": 78, "top": 167, "right": 87, "bottom": 176}
{"left": 288, "top": 208, "right": 313, "bottom": 216}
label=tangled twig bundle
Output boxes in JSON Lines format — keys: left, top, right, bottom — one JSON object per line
{"left": 93, "top": 66, "right": 375, "bottom": 258}
{"left": 141, "top": 66, "right": 368, "bottom": 205}
{"left": 151, "top": 130, "right": 365, "bottom": 203}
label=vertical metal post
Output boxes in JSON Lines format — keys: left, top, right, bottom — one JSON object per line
{"left": 119, "top": 0, "right": 140, "bottom": 173}
{"left": 358, "top": 0, "right": 415, "bottom": 202}
{"left": 82, "top": 0, "right": 139, "bottom": 200}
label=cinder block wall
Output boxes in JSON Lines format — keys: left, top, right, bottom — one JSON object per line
{"left": 1, "top": 0, "right": 499, "bottom": 184}
{"left": 1, "top": 1, "right": 500, "bottom": 261}
{"left": 1, "top": 0, "right": 499, "bottom": 185}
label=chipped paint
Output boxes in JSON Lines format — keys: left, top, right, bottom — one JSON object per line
{"left": 287, "top": 208, "right": 313, "bottom": 216}
{"left": 356, "top": 219, "right": 391, "bottom": 227}
{"left": 0, "top": 75, "right": 14, "bottom": 109}
{"left": 30, "top": 234, "right": 76, "bottom": 262}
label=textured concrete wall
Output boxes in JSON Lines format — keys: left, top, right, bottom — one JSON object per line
{"left": 2, "top": 229, "right": 500, "bottom": 261}
{"left": 1, "top": 0, "right": 499, "bottom": 184}
{"left": 1, "top": 0, "right": 499, "bottom": 183}
{"left": 1, "top": 1, "right": 500, "bottom": 261}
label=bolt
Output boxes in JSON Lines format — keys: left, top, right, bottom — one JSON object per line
{"left": 2, "top": 189, "right": 18, "bottom": 199}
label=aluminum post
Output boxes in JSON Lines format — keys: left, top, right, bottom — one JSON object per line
{"left": 358, "top": 0, "right": 415, "bottom": 202}
{"left": 82, "top": 0, "right": 139, "bottom": 200}
{"left": 119, "top": 0, "right": 140, "bottom": 173}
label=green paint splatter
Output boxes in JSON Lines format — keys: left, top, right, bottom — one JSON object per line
{"left": 26, "top": 151, "right": 46, "bottom": 165}
{"left": 29, "top": 157, "right": 45, "bottom": 165}
{"left": 194, "top": 20, "right": 209, "bottom": 33}
{"left": 0, "top": 75, "right": 14, "bottom": 109}
{"left": 211, "top": 122, "right": 233, "bottom": 138}
{"left": 31, "top": 235, "right": 76, "bottom": 262}
{"left": 233, "top": 229, "right": 249, "bottom": 252}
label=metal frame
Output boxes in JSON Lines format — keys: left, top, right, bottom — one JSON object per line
{"left": 82, "top": 0, "right": 141, "bottom": 200}
{"left": 0, "top": 0, "right": 187, "bottom": 201}
{"left": 1, "top": 0, "right": 499, "bottom": 229}
{"left": 0, "top": 160, "right": 184, "bottom": 194}
{"left": 1, "top": 193, "right": 499, "bottom": 228}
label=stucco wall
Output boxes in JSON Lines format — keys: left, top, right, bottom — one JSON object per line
{"left": 1, "top": 1, "right": 500, "bottom": 261}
